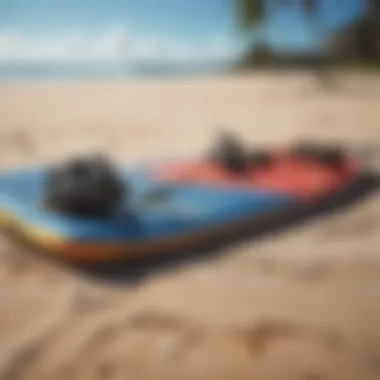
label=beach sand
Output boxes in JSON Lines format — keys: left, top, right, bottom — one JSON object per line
{"left": 0, "top": 72, "right": 380, "bottom": 380}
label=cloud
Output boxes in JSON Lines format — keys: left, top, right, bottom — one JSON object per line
{"left": 0, "top": 26, "right": 129, "bottom": 64}
{"left": 0, "top": 27, "right": 238, "bottom": 66}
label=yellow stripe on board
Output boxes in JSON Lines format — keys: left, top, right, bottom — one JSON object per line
{"left": 0, "top": 210, "right": 143, "bottom": 261}
{"left": 0, "top": 209, "right": 209, "bottom": 262}
{"left": 18, "top": 219, "right": 69, "bottom": 247}
{"left": 1, "top": 210, "right": 69, "bottom": 246}
{"left": 0, "top": 205, "right": 273, "bottom": 263}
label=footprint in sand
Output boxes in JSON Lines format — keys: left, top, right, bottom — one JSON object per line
{"left": 291, "top": 262, "right": 331, "bottom": 284}
{"left": 238, "top": 319, "right": 345, "bottom": 355}
{"left": 255, "top": 257, "right": 278, "bottom": 274}
{"left": 96, "top": 362, "right": 116, "bottom": 380}
{"left": 301, "top": 374, "right": 326, "bottom": 380}
{"left": 126, "top": 311, "right": 189, "bottom": 331}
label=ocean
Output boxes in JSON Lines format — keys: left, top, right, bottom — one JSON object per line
{"left": 0, "top": 63, "right": 230, "bottom": 83}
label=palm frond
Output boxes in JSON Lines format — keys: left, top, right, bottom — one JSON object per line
{"left": 301, "top": 0, "right": 319, "bottom": 16}
{"left": 237, "top": 0, "right": 265, "bottom": 29}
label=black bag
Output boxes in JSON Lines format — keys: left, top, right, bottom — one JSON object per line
{"left": 209, "top": 132, "right": 272, "bottom": 173}
{"left": 44, "top": 154, "right": 126, "bottom": 218}
{"left": 292, "top": 141, "right": 346, "bottom": 167}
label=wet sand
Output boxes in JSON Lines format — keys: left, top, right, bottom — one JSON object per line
{"left": 0, "top": 72, "right": 380, "bottom": 380}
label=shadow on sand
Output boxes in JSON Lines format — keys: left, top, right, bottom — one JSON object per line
{"left": 3, "top": 171, "right": 380, "bottom": 286}
{"left": 62, "top": 171, "right": 380, "bottom": 286}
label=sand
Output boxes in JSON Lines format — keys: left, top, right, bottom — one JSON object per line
{"left": 0, "top": 72, "right": 380, "bottom": 380}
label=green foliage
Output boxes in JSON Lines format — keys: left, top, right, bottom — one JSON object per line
{"left": 236, "top": 0, "right": 320, "bottom": 30}
{"left": 236, "top": 0, "right": 380, "bottom": 68}
{"left": 343, "top": 14, "right": 379, "bottom": 60}
{"left": 236, "top": 0, "right": 264, "bottom": 29}
{"left": 301, "top": 0, "right": 319, "bottom": 16}
{"left": 366, "top": 0, "right": 380, "bottom": 12}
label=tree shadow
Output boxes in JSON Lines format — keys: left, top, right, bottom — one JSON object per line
{"left": 313, "top": 70, "right": 380, "bottom": 97}
{"left": 67, "top": 171, "right": 380, "bottom": 286}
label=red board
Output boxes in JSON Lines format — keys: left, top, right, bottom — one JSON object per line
{"left": 154, "top": 152, "right": 360, "bottom": 201}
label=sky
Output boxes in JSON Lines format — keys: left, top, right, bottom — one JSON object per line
{"left": 0, "top": 0, "right": 365, "bottom": 69}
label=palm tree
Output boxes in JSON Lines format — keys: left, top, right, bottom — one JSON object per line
{"left": 301, "top": 0, "right": 320, "bottom": 39}
{"left": 237, "top": 0, "right": 322, "bottom": 46}
{"left": 236, "top": 0, "right": 331, "bottom": 85}
{"left": 236, "top": 0, "right": 267, "bottom": 60}
{"left": 366, "top": 0, "right": 380, "bottom": 17}
{"left": 238, "top": 0, "right": 380, "bottom": 62}
{"left": 365, "top": 0, "right": 380, "bottom": 60}
{"left": 237, "top": 0, "right": 264, "bottom": 30}
{"left": 236, "top": 0, "right": 287, "bottom": 68}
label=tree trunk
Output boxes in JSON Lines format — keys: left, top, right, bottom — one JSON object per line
{"left": 366, "top": 0, "right": 380, "bottom": 59}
